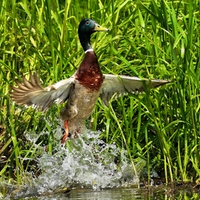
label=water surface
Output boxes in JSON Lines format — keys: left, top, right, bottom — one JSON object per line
{"left": 5, "top": 186, "right": 200, "bottom": 200}
{"left": 1, "top": 129, "right": 199, "bottom": 199}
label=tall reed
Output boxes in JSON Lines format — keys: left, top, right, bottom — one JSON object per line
{"left": 0, "top": 0, "right": 199, "bottom": 184}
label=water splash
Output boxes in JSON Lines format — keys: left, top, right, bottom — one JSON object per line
{"left": 7, "top": 128, "right": 146, "bottom": 198}
{"left": 38, "top": 130, "right": 144, "bottom": 189}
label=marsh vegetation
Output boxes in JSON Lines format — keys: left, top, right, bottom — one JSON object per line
{"left": 0, "top": 0, "right": 200, "bottom": 193}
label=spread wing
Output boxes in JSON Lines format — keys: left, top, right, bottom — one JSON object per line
{"left": 100, "top": 74, "right": 170, "bottom": 105}
{"left": 10, "top": 72, "right": 74, "bottom": 111}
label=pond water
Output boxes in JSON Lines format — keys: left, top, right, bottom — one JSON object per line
{"left": 2, "top": 185, "right": 200, "bottom": 200}
{"left": 1, "top": 129, "right": 200, "bottom": 199}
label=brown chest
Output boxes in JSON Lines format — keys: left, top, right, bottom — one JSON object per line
{"left": 75, "top": 51, "right": 104, "bottom": 90}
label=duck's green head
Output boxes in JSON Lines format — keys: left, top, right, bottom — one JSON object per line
{"left": 78, "top": 18, "right": 108, "bottom": 52}
{"left": 78, "top": 18, "right": 108, "bottom": 34}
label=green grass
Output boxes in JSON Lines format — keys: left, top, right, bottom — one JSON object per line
{"left": 0, "top": 0, "right": 200, "bottom": 185}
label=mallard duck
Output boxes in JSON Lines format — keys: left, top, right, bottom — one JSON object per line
{"left": 10, "top": 18, "right": 169, "bottom": 143}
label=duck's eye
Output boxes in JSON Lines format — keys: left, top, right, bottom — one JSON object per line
{"left": 85, "top": 21, "right": 90, "bottom": 25}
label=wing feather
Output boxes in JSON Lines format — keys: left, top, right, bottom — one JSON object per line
{"left": 100, "top": 74, "right": 170, "bottom": 105}
{"left": 10, "top": 72, "right": 74, "bottom": 111}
